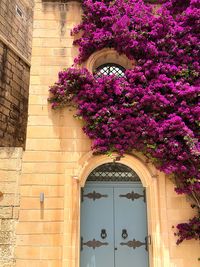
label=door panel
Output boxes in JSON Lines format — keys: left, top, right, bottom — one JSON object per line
{"left": 114, "top": 187, "right": 148, "bottom": 267}
{"left": 80, "top": 184, "right": 149, "bottom": 267}
{"left": 80, "top": 187, "right": 115, "bottom": 267}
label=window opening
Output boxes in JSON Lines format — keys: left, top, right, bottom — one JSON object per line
{"left": 94, "top": 63, "right": 125, "bottom": 78}
{"left": 16, "top": 5, "right": 24, "bottom": 18}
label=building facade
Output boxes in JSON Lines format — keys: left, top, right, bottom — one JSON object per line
{"left": 0, "top": 0, "right": 34, "bottom": 266}
{"left": 0, "top": 0, "right": 199, "bottom": 267}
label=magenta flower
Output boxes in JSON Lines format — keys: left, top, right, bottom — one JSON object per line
{"left": 49, "top": 0, "right": 200, "bottom": 244}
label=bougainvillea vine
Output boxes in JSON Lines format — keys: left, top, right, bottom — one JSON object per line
{"left": 49, "top": 0, "right": 200, "bottom": 244}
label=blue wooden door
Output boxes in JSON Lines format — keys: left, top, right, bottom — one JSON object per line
{"left": 114, "top": 187, "right": 149, "bottom": 267}
{"left": 80, "top": 183, "right": 149, "bottom": 267}
{"left": 81, "top": 186, "right": 115, "bottom": 267}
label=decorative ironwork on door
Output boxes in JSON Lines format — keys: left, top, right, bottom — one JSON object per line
{"left": 119, "top": 189, "right": 146, "bottom": 202}
{"left": 81, "top": 237, "right": 109, "bottom": 250}
{"left": 120, "top": 237, "right": 148, "bottom": 251}
{"left": 81, "top": 189, "right": 108, "bottom": 202}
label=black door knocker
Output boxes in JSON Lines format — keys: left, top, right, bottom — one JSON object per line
{"left": 101, "top": 229, "right": 107, "bottom": 239}
{"left": 122, "top": 229, "right": 128, "bottom": 239}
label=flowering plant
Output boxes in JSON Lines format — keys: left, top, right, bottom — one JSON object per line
{"left": 174, "top": 216, "right": 200, "bottom": 245}
{"left": 49, "top": 0, "right": 200, "bottom": 243}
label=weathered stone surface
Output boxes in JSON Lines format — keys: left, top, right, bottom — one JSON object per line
{"left": 0, "top": 207, "right": 13, "bottom": 219}
{"left": 0, "top": 148, "right": 22, "bottom": 159}
{"left": 0, "top": 194, "right": 20, "bottom": 207}
{"left": 0, "top": 41, "right": 30, "bottom": 148}
{"left": 0, "top": 0, "right": 34, "bottom": 60}
{"left": 0, "top": 183, "right": 19, "bottom": 193}
{"left": 0, "top": 18, "right": 34, "bottom": 239}
{"left": 0, "top": 159, "right": 22, "bottom": 171}
{"left": 0, "top": 231, "right": 13, "bottom": 244}
{"left": 0, "top": 148, "right": 22, "bottom": 266}
{"left": 0, "top": 171, "right": 19, "bottom": 182}
{"left": 0, "top": 219, "right": 16, "bottom": 232}
{"left": 12, "top": 208, "right": 19, "bottom": 220}
{"left": 0, "top": 261, "right": 16, "bottom": 267}
{"left": 0, "top": 244, "right": 14, "bottom": 259}
{"left": 0, "top": 0, "right": 34, "bottom": 148}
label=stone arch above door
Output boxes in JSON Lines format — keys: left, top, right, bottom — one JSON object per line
{"left": 77, "top": 152, "right": 158, "bottom": 188}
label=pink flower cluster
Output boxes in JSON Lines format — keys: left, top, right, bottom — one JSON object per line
{"left": 174, "top": 215, "right": 200, "bottom": 245}
{"left": 49, "top": 0, "right": 200, "bottom": 243}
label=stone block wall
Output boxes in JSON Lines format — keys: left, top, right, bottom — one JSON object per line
{"left": 0, "top": 0, "right": 33, "bottom": 60}
{"left": 165, "top": 179, "right": 200, "bottom": 267}
{"left": 0, "top": 148, "right": 22, "bottom": 267}
{"left": 15, "top": 1, "right": 85, "bottom": 266}
{"left": 0, "top": 0, "right": 34, "bottom": 148}
{"left": 0, "top": 42, "right": 30, "bottom": 148}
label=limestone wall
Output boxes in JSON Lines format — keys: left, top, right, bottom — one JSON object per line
{"left": 0, "top": 0, "right": 34, "bottom": 148}
{"left": 0, "top": 0, "right": 33, "bottom": 61}
{"left": 0, "top": 148, "right": 22, "bottom": 267}
{"left": 16, "top": 1, "right": 85, "bottom": 266}
{"left": 0, "top": 42, "right": 30, "bottom": 147}
{"left": 165, "top": 179, "right": 200, "bottom": 267}
{"left": 15, "top": 1, "right": 200, "bottom": 267}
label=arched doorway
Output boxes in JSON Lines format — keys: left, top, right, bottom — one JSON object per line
{"left": 80, "top": 162, "right": 149, "bottom": 267}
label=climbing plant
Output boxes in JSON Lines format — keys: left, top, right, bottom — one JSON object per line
{"left": 49, "top": 0, "right": 200, "bottom": 244}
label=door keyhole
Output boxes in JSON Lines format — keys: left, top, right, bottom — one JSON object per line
{"left": 122, "top": 229, "right": 128, "bottom": 239}
{"left": 101, "top": 229, "right": 107, "bottom": 239}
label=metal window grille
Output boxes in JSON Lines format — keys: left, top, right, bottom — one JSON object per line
{"left": 87, "top": 163, "right": 140, "bottom": 182}
{"left": 94, "top": 64, "right": 125, "bottom": 78}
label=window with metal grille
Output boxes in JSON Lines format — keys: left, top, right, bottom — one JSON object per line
{"left": 94, "top": 63, "right": 125, "bottom": 78}
{"left": 87, "top": 163, "right": 140, "bottom": 182}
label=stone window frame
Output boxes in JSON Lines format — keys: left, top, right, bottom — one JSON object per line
{"left": 83, "top": 48, "right": 134, "bottom": 73}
